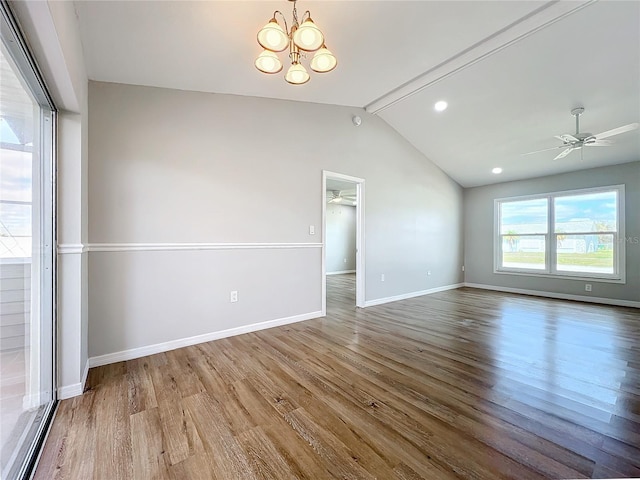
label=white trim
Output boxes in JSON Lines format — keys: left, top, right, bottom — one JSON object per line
{"left": 327, "top": 270, "right": 356, "bottom": 276}
{"left": 58, "top": 382, "right": 84, "bottom": 400}
{"left": 88, "top": 310, "right": 322, "bottom": 368}
{"left": 493, "top": 269, "right": 626, "bottom": 284}
{"left": 364, "top": 283, "right": 464, "bottom": 308}
{"left": 87, "top": 242, "right": 322, "bottom": 252}
{"left": 464, "top": 283, "right": 640, "bottom": 309}
{"left": 55, "top": 357, "right": 94, "bottom": 399}
{"left": 57, "top": 243, "right": 85, "bottom": 255}
{"left": 365, "top": 1, "right": 593, "bottom": 114}
{"left": 81, "top": 358, "right": 89, "bottom": 392}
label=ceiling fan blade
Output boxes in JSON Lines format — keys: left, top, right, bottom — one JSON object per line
{"left": 554, "top": 147, "right": 575, "bottom": 160}
{"left": 555, "top": 134, "right": 578, "bottom": 143}
{"left": 594, "top": 122, "right": 639, "bottom": 139}
{"left": 585, "top": 140, "right": 613, "bottom": 147}
{"left": 521, "top": 145, "right": 567, "bottom": 156}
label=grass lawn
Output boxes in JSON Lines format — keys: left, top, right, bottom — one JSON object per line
{"left": 503, "top": 251, "right": 613, "bottom": 267}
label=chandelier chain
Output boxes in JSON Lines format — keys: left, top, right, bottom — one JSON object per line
{"left": 292, "top": 1, "right": 299, "bottom": 28}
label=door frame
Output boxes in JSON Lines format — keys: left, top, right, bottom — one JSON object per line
{"left": 322, "top": 170, "right": 365, "bottom": 314}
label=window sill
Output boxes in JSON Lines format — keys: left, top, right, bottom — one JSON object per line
{"left": 494, "top": 268, "right": 625, "bottom": 284}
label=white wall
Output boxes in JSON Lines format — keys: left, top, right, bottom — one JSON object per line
{"left": 88, "top": 81, "right": 464, "bottom": 361}
{"left": 326, "top": 203, "right": 356, "bottom": 273}
{"left": 464, "top": 162, "right": 640, "bottom": 305}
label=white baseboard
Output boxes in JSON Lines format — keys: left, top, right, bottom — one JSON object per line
{"left": 464, "top": 283, "right": 640, "bottom": 308}
{"left": 81, "top": 359, "right": 89, "bottom": 391}
{"left": 89, "top": 310, "right": 323, "bottom": 368}
{"left": 58, "top": 382, "right": 84, "bottom": 400}
{"left": 57, "top": 358, "right": 91, "bottom": 400}
{"left": 327, "top": 270, "right": 356, "bottom": 276}
{"left": 364, "top": 283, "right": 464, "bottom": 308}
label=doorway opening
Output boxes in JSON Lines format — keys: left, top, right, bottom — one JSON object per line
{"left": 322, "top": 171, "right": 365, "bottom": 315}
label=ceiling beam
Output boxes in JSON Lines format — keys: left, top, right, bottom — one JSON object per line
{"left": 365, "top": 0, "right": 595, "bottom": 115}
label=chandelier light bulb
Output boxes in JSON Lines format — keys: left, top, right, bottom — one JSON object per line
{"left": 310, "top": 45, "right": 337, "bottom": 73}
{"left": 257, "top": 19, "right": 289, "bottom": 52}
{"left": 285, "top": 62, "right": 310, "bottom": 85}
{"left": 255, "top": 50, "right": 283, "bottom": 74}
{"left": 293, "top": 17, "right": 324, "bottom": 51}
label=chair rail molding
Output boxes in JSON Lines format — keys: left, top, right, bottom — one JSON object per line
{"left": 57, "top": 244, "right": 86, "bottom": 255}
{"left": 87, "top": 242, "right": 323, "bottom": 252}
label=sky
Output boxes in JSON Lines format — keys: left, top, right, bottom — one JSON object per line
{"left": 1, "top": 118, "right": 33, "bottom": 237}
{"left": 501, "top": 191, "right": 617, "bottom": 233}
{"left": 1, "top": 46, "right": 36, "bottom": 240}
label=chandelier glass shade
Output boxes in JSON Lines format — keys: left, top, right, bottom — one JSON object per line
{"left": 285, "top": 62, "right": 310, "bottom": 85}
{"left": 256, "top": 1, "right": 336, "bottom": 85}
{"left": 255, "top": 50, "right": 283, "bottom": 74}
{"left": 257, "top": 19, "right": 289, "bottom": 52}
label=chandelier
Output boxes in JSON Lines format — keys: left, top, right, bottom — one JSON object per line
{"left": 255, "top": 0, "right": 337, "bottom": 85}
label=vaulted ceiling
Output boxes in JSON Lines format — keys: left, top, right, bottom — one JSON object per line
{"left": 74, "top": 1, "right": 640, "bottom": 187}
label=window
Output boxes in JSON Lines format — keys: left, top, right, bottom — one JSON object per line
{"left": 495, "top": 186, "right": 624, "bottom": 281}
{"left": 1, "top": 3, "right": 56, "bottom": 480}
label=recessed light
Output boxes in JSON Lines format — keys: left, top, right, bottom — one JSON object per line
{"left": 492, "top": 167, "right": 503, "bottom": 174}
{"left": 434, "top": 100, "right": 448, "bottom": 112}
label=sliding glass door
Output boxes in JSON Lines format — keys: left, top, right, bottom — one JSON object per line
{"left": 0, "top": 3, "right": 56, "bottom": 479}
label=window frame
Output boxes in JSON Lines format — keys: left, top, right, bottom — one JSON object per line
{"left": 494, "top": 185, "right": 625, "bottom": 283}
{"left": 1, "top": 2, "right": 58, "bottom": 480}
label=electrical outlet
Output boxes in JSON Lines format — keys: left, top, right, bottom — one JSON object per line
{"left": 230, "top": 290, "right": 238, "bottom": 302}
{"left": 381, "top": 273, "right": 385, "bottom": 282}
{"left": 585, "top": 284, "right": 592, "bottom": 292}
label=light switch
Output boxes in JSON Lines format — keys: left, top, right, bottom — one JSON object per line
{"left": 309, "top": 225, "right": 315, "bottom": 235}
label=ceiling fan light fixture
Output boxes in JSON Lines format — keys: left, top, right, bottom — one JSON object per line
{"left": 255, "top": 50, "right": 283, "bottom": 74}
{"left": 285, "top": 62, "right": 310, "bottom": 85}
{"left": 310, "top": 45, "right": 337, "bottom": 73}
{"left": 257, "top": 18, "right": 289, "bottom": 52}
{"left": 293, "top": 17, "right": 324, "bottom": 51}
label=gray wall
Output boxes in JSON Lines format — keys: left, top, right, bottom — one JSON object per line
{"left": 88, "top": 81, "right": 464, "bottom": 358}
{"left": 464, "top": 161, "right": 640, "bottom": 302}
{"left": 326, "top": 203, "right": 356, "bottom": 273}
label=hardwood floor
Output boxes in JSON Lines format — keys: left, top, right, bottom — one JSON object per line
{"left": 35, "top": 275, "right": 640, "bottom": 479}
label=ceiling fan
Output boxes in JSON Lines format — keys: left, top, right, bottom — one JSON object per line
{"left": 328, "top": 190, "right": 356, "bottom": 204}
{"left": 522, "top": 107, "right": 639, "bottom": 160}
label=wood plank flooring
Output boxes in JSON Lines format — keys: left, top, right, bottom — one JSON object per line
{"left": 34, "top": 275, "right": 640, "bottom": 479}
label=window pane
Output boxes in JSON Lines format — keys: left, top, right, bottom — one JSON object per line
{"left": 500, "top": 198, "right": 548, "bottom": 234}
{"left": 554, "top": 191, "right": 617, "bottom": 233}
{"left": 556, "top": 234, "right": 614, "bottom": 274}
{"left": 1, "top": 28, "right": 55, "bottom": 479}
{"left": 501, "top": 235, "right": 546, "bottom": 270}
